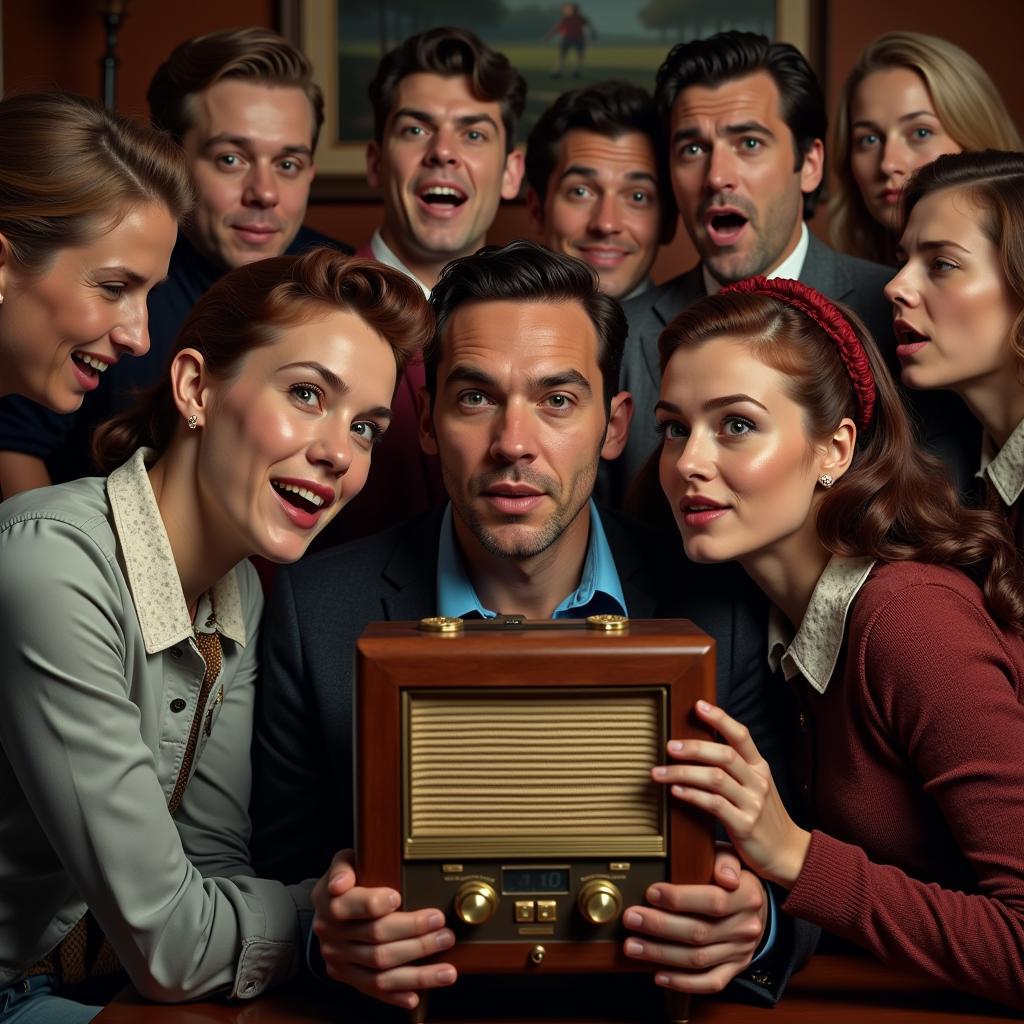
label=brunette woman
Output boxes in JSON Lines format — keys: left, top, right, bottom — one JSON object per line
{"left": 0, "top": 92, "right": 188, "bottom": 413}
{"left": 830, "top": 33, "right": 1019, "bottom": 265}
{"left": 0, "top": 249, "right": 431, "bottom": 1022}
{"left": 886, "top": 150, "right": 1024, "bottom": 545}
{"left": 648, "top": 276, "right": 1024, "bottom": 1009}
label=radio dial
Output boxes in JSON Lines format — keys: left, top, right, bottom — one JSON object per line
{"left": 453, "top": 881, "right": 499, "bottom": 925}
{"left": 577, "top": 878, "right": 623, "bottom": 925}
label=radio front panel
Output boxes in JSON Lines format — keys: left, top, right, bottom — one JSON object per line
{"left": 355, "top": 617, "right": 717, "bottom": 976}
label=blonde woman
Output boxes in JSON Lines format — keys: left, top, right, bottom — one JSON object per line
{"left": 830, "top": 33, "right": 1020, "bottom": 265}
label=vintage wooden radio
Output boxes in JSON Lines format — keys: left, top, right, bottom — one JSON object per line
{"left": 355, "top": 616, "right": 716, "bottom": 1022}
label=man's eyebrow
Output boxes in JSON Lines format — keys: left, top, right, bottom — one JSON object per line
{"left": 278, "top": 361, "right": 350, "bottom": 394}
{"left": 723, "top": 120, "right": 774, "bottom": 139}
{"left": 671, "top": 121, "right": 774, "bottom": 145}
{"left": 200, "top": 133, "right": 312, "bottom": 157}
{"left": 557, "top": 165, "right": 657, "bottom": 186}
{"left": 530, "top": 369, "right": 593, "bottom": 396}
{"left": 445, "top": 365, "right": 499, "bottom": 389}
{"left": 455, "top": 113, "right": 500, "bottom": 131}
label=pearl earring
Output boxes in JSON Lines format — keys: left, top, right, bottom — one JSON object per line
{"left": 818, "top": 474, "right": 834, "bottom": 489}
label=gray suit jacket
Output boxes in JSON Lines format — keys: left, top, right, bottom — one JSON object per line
{"left": 602, "top": 233, "right": 978, "bottom": 505}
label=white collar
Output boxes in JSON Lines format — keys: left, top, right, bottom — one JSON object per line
{"left": 978, "top": 415, "right": 1024, "bottom": 507}
{"left": 106, "top": 448, "right": 247, "bottom": 654}
{"left": 370, "top": 230, "right": 431, "bottom": 297}
{"left": 767, "top": 553, "right": 875, "bottom": 694}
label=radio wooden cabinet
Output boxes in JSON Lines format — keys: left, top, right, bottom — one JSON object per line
{"left": 355, "top": 617, "right": 717, "bottom": 1022}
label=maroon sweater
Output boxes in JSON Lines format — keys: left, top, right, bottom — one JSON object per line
{"left": 781, "top": 561, "right": 1024, "bottom": 1008}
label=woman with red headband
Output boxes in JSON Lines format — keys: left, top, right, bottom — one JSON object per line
{"left": 647, "top": 276, "right": 1024, "bottom": 1009}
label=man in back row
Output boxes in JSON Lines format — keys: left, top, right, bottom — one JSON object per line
{"left": 324, "top": 28, "right": 527, "bottom": 545}
{"left": 252, "top": 242, "right": 814, "bottom": 1012}
{"left": 614, "top": 31, "right": 977, "bottom": 503}
{"left": 525, "top": 80, "right": 675, "bottom": 303}
{"left": 0, "top": 27, "right": 348, "bottom": 497}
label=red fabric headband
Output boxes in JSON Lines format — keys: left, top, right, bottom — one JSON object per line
{"left": 722, "top": 276, "right": 877, "bottom": 431}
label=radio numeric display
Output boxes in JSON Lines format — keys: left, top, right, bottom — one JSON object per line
{"left": 502, "top": 868, "right": 570, "bottom": 894}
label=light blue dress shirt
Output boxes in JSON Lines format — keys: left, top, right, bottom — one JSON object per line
{"left": 436, "top": 500, "right": 627, "bottom": 619}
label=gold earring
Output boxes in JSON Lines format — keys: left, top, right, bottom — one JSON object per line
{"left": 187, "top": 414, "right": 198, "bottom": 430}
{"left": 818, "top": 474, "right": 834, "bottom": 489}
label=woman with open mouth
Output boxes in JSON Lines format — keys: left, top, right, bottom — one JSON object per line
{"left": 829, "top": 32, "right": 1019, "bottom": 266}
{"left": 0, "top": 92, "right": 189, "bottom": 422}
{"left": 886, "top": 150, "right": 1024, "bottom": 547}
{"left": 0, "top": 248, "right": 431, "bottom": 1022}
{"left": 650, "top": 275, "right": 1024, "bottom": 1010}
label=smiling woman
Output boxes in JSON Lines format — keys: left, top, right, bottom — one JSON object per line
{"left": 0, "top": 91, "right": 191, "bottom": 413}
{"left": 0, "top": 249, "right": 432, "bottom": 1022}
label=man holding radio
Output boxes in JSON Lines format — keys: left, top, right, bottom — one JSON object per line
{"left": 252, "top": 242, "right": 811, "bottom": 1012}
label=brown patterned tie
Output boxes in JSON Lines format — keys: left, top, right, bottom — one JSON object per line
{"left": 31, "top": 627, "right": 224, "bottom": 986}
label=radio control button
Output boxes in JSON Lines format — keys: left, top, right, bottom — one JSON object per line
{"left": 454, "top": 881, "right": 499, "bottom": 925}
{"left": 515, "top": 900, "right": 535, "bottom": 922}
{"left": 578, "top": 879, "right": 623, "bottom": 925}
{"left": 536, "top": 900, "right": 557, "bottom": 922}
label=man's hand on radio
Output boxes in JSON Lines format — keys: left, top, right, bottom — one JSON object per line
{"left": 621, "top": 845, "right": 768, "bottom": 993}
{"left": 312, "top": 849, "right": 458, "bottom": 1010}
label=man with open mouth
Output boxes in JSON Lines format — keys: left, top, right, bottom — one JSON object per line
{"left": 613, "top": 31, "right": 977, "bottom": 507}
{"left": 317, "top": 28, "right": 527, "bottom": 549}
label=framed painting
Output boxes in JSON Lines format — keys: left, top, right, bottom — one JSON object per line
{"left": 280, "top": 0, "right": 823, "bottom": 199}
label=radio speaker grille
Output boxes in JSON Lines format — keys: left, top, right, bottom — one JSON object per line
{"left": 404, "top": 689, "right": 665, "bottom": 858}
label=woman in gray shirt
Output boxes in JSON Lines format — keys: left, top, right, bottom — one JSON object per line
{"left": 0, "top": 248, "right": 431, "bottom": 1022}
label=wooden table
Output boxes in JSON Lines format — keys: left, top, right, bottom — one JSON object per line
{"left": 94, "top": 956, "right": 1017, "bottom": 1023}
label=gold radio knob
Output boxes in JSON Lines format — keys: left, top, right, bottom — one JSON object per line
{"left": 453, "top": 881, "right": 499, "bottom": 925}
{"left": 577, "top": 878, "right": 623, "bottom": 925}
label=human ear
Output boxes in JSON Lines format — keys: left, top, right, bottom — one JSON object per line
{"left": 417, "top": 385, "right": 438, "bottom": 456}
{"left": 600, "top": 391, "right": 634, "bottom": 460}
{"left": 169, "top": 348, "right": 210, "bottom": 430}
{"left": 819, "top": 417, "right": 856, "bottom": 483}
{"left": 500, "top": 149, "right": 526, "bottom": 201}
{"left": 799, "top": 138, "right": 825, "bottom": 196}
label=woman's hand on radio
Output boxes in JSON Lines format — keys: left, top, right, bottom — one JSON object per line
{"left": 655, "top": 701, "right": 811, "bottom": 888}
{"left": 312, "top": 849, "right": 458, "bottom": 1009}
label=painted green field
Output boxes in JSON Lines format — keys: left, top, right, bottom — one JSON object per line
{"left": 337, "top": 41, "right": 671, "bottom": 142}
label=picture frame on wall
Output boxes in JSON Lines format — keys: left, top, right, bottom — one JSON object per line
{"left": 280, "top": 0, "right": 822, "bottom": 200}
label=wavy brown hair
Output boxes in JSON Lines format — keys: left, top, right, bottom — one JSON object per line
{"left": 0, "top": 91, "right": 192, "bottom": 273}
{"left": 93, "top": 248, "right": 433, "bottom": 472}
{"left": 658, "top": 289, "right": 1024, "bottom": 632}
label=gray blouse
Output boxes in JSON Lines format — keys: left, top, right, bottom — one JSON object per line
{"left": 0, "top": 448, "right": 311, "bottom": 1000}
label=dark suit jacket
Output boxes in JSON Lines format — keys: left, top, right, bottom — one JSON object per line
{"left": 602, "top": 233, "right": 978, "bottom": 505}
{"left": 251, "top": 504, "right": 814, "bottom": 1003}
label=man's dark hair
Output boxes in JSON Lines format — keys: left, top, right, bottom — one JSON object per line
{"left": 427, "top": 240, "right": 626, "bottom": 409}
{"left": 525, "top": 80, "right": 676, "bottom": 243}
{"left": 148, "top": 27, "right": 324, "bottom": 149}
{"left": 655, "top": 31, "right": 827, "bottom": 218}
{"left": 369, "top": 27, "right": 527, "bottom": 153}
